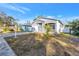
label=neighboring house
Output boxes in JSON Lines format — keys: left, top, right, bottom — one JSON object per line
{"left": 21, "top": 24, "right": 33, "bottom": 32}
{"left": 32, "top": 16, "right": 64, "bottom": 34}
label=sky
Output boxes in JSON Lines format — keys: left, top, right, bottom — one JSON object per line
{"left": 0, "top": 3, "right": 79, "bottom": 24}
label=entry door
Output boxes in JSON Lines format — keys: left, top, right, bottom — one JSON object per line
{"left": 49, "top": 23, "right": 55, "bottom": 31}
{"left": 38, "top": 23, "right": 42, "bottom": 32}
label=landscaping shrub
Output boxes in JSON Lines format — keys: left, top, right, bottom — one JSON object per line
{"left": 9, "top": 29, "right": 14, "bottom": 32}
{"left": 44, "top": 23, "right": 52, "bottom": 39}
{"left": 73, "top": 30, "right": 79, "bottom": 36}
{"left": 2, "top": 27, "right": 10, "bottom": 33}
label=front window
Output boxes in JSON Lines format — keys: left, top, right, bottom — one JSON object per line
{"left": 49, "top": 23, "right": 55, "bottom": 29}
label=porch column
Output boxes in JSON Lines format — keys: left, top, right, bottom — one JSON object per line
{"left": 56, "top": 21, "right": 60, "bottom": 34}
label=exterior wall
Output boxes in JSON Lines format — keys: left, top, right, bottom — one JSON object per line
{"left": 60, "top": 24, "right": 64, "bottom": 32}
{"left": 55, "top": 21, "right": 60, "bottom": 34}
{"left": 55, "top": 21, "right": 64, "bottom": 33}
{"left": 32, "top": 19, "right": 45, "bottom": 32}
{"left": 32, "top": 23, "right": 45, "bottom": 33}
{"left": 32, "top": 23, "right": 39, "bottom": 32}
{"left": 32, "top": 19, "right": 64, "bottom": 34}
{"left": 21, "top": 25, "right": 33, "bottom": 32}
{"left": 40, "top": 18, "right": 57, "bottom": 33}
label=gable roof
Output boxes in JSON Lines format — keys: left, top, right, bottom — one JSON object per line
{"left": 32, "top": 16, "right": 63, "bottom": 25}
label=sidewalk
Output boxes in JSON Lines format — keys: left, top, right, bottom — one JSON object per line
{"left": 0, "top": 37, "right": 16, "bottom": 56}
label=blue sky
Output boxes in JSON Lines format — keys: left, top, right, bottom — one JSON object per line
{"left": 0, "top": 3, "right": 79, "bottom": 24}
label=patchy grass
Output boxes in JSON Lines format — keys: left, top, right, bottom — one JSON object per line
{"left": 61, "top": 33, "right": 79, "bottom": 38}
{"left": 5, "top": 33, "right": 79, "bottom": 56}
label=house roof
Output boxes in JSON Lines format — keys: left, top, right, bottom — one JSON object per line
{"left": 32, "top": 16, "right": 63, "bottom": 25}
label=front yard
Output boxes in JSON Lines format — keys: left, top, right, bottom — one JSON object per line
{"left": 5, "top": 33, "right": 79, "bottom": 56}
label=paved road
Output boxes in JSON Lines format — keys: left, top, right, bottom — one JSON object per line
{"left": 0, "top": 32, "right": 32, "bottom": 37}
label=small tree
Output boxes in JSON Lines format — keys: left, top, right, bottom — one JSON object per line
{"left": 44, "top": 23, "right": 52, "bottom": 39}
{"left": 66, "top": 19, "right": 79, "bottom": 35}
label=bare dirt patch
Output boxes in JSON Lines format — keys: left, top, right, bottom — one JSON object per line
{"left": 5, "top": 33, "right": 79, "bottom": 56}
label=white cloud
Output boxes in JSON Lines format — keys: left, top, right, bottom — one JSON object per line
{"left": 0, "top": 3, "right": 31, "bottom": 14}
{"left": 57, "top": 16, "right": 79, "bottom": 24}
{"left": 46, "top": 15, "right": 63, "bottom": 19}
{"left": 16, "top": 15, "right": 79, "bottom": 25}
{"left": 9, "top": 5, "right": 25, "bottom": 14}
{"left": 46, "top": 16, "right": 56, "bottom": 19}
{"left": 46, "top": 15, "right": 79, "bottom": 24}
{"left": 21, "top": 7, "right": 31, "bottom": 11}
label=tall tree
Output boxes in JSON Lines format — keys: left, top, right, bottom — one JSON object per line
{"left": 7, "top": 16, "right": 15, "bottom": 26}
